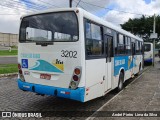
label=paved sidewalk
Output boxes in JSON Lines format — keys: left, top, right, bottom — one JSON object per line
{"left": 93, "top": 61, "right": 160, "bottom": 120}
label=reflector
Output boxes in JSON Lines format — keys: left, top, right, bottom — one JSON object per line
{"left": 18, "top": 64, "right": 21, "bottom": 69}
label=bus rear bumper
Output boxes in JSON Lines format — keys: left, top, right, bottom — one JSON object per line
{"left": 17, "top": 79, "right": 85, "bottom": 102}
{"left": 144, "top": 58, "right": 152, "bottom": 63}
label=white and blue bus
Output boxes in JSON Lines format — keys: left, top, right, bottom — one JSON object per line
{"left": 144, "top": 42, "right": 153, "bottom": 64}
{"left": 18, "top": 8, "right": 143, "bottom": 102}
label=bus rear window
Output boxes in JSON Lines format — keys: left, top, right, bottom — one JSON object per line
{"left": 20, "top": 12, "right": 78, "bottom": 42}
{"left": 144, "top": 44, "right": 151, "bottom": 52}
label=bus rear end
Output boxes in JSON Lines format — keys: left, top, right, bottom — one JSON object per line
{"left": 144, "top": 43, "right": 153, "bottom": 64}
{"left": 17, "top": 9, "right": 85, "bottom": 102}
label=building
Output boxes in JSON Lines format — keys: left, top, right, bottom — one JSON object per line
{"left": 0, "top": 32, "right": 18, "bottom": 46}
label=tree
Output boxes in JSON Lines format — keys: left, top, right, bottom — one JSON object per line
{"left": 120, "top": 15, "right": 160, "bottom": 49}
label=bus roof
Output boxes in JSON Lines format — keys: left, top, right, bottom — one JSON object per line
{"left": 21, "top": 7, "right": 143, "bottom": 42}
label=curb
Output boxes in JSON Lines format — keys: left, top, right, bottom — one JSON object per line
{"left": 0, "top": 73, "right": 18, "bottom": 77}
{"left": 0, "top": 56, "right": 17, "bottom": 58}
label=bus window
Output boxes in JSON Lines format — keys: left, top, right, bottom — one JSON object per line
{"left": 136, "top": 40, "right": 141, "bottom": 54}
{"left": 140, "top": 42, "right": 142, "bottom": 54}
{"left": 104, "top": 35, "right": 113, "bottom": 62}
{"left": 125, "top": 37, "right": 131, "bottom": 55}
{"left": 131, "top": 38, "right": 136, "bottom": 55}
{"left": 114, "top": 33, "right": 118, "bottom": 55}
{"left": 26, "top": 27, "right": 52, "bottom": 41}
{"left": 144, "top": 44, "right": 151, "bottom": 52}
{"left": 54, "top": 32, "right": 72, "bottom": 41}
{"left": 85, "top": 20, "right": 103, "bottom": 57}
{"left": 117, "top": 34, "right": 125, "bottom": 55}
{"left": 20, "top": 12, "right": 78, "bottom": 42}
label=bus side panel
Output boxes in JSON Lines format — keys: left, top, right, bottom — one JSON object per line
{"left": 84, "top": 59, "right": 105, "bottom": 102}
{"left": 111, "top": 57, "right": 120, "bottom": 90}
{"left": 134, "top": 55, "right": 142, "bottom": 74}
{"left": 144, "top": 43, "right": 153, "bottom": 63}
{"left": 114, "top": 56, "right": 135, "bottom": 82}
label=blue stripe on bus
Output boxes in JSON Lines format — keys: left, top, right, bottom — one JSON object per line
{"left": 114, "top": 56, "right": 136, "bottom": 76}
{"left": 17, "top": 79, "right": 85, "bottom": 102}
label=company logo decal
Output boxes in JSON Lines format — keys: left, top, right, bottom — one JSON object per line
{"left": 52, "top": 59, "right": 64, "bottom": 71}
{"left": 2, "top": 112, "right": 11, "bottom": 118}
{"left": 30, "top": 59, "right": 64, "bottom": 73}
{"left": 21, "top": 53, "right": 40, "bottom": 59}
{"left": 115, "top": 59, "right": 125, "bottom": 66}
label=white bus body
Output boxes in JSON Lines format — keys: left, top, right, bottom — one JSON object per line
{"left": 18, "top": 8, "right": 143, "bottom": 102}
{"left": 144, "top": 42, "right": 153, "bottom": 64}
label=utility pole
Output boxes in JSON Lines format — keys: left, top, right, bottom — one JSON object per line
{"left": 153, "top": 14, "right": 156, "bottom": 66}
{"left": 69, "top": 0, "right": 72, "bottom": 8}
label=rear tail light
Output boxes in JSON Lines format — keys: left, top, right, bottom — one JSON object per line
{"left": 69, "top": 66, "right": 82, "bottom": 89}
{"left": 18, "top": 64, "right": 21, "bottom": 69}
{"left": 74, "top": 68, "right": 81, "bottom": 75}
{"left": 18, "top": 63, "right": 25, "bottom": 81}
{"left": 73, "top": 75, "right": 79, "bottom": 81}
{"left": 19, "top": 69, "right": 22, "bottom": 74}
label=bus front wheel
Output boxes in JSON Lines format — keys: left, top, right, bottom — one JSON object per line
{"left": 117, "top": 72, "right": 124, "bottom": 92}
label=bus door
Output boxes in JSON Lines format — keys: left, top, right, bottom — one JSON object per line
{"left": 104, "top": 35, "right": 113, "bottom": 92}
{"left": 131, "top": 42, "right": 135, "bottom": 76}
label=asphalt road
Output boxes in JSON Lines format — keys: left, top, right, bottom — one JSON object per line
{"left": 0, "top": 56, "right": 17, "bottom": 64}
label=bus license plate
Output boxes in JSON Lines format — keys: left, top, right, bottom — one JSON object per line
{"left": 40, "top": 74, "right": 51, "bottom": 80}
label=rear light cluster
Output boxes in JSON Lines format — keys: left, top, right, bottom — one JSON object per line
{"left": 69, "top": 66, "right": 82, "bottom": 89}
{"left": 18, "top": 63, "right": 25, "bottom": 81}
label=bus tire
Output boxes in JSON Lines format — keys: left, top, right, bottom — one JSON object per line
{"left": 139, "top": 63, "right": 141, "bottom": 72}
{"left": 136, "top": 63, "right": 141, "bottom": 76}
{"left": 117, "top": 72, "right": 124, "bottom": 92}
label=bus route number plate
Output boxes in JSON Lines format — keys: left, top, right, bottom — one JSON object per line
{"left": 40, "top": 74, "right": 51, "bottom": 80}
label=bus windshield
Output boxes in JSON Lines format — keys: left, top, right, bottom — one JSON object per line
{"left": 19, "top": 12, "right": 78, "bottom": 42}
{"left": 144, "top": 44, "right": 151, "bottom": 52}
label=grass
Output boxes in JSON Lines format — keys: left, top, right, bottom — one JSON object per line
{"left": 0, "top": 50, "right": 17, "bottom": 56}
{"left": 0, "top": 64, "right": 18, "bottom": 74}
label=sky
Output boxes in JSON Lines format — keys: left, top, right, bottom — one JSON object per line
{"left": 0, "top": 0, "right": 160, "bottom": 34}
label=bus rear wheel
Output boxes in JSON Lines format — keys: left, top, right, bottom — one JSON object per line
{"left": 117, "top": 72, "right": 124, "bottom": 92}
{"left": 139, "top": 63, "right": 141, "bottom": 72}
{"left": 136, "top": 63, "right": 141, "bottom": 76}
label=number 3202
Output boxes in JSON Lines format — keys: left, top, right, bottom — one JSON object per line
{"left": 61, "top": 50, "right": 77, "bottom": 58}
